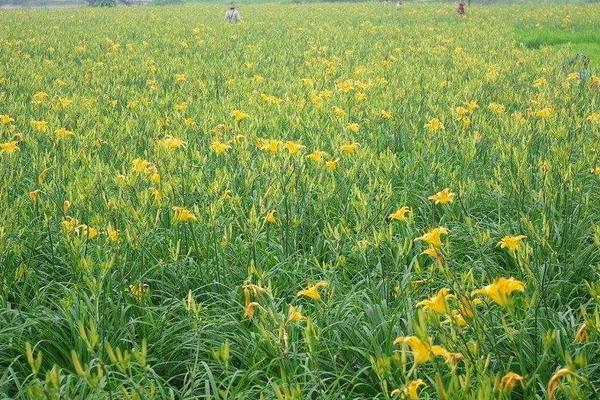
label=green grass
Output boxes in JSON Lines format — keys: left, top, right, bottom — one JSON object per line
{"left": 517, "top": 26, "right": 600, "bottom": 67}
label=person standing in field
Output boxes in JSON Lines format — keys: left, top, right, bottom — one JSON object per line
{"left": 225, "top": 4, "right": 241, "bottom": 23}
{"left": 456, "top": 2, "right": 465, "bottom": 15}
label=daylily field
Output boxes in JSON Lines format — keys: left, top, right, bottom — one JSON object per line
{"left": 1, "top": 2, "right": 600, "bottom": 399}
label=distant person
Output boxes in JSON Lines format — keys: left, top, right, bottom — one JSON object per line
{"left": 225, "top": 4, "right": 241, "bottom": 23}
{"left": 457, "top": 2, "right": 465, "bottom": 15}
{"left": 396, "top": 0, "right": 401, "bottom": 10}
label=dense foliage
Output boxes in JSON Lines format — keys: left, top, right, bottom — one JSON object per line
{"left": 1, "top": 3, "right": 599, "bottom": 399}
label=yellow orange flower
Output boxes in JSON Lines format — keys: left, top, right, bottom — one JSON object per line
{"left": 231, "top": 109, "right": 248, "bottom": 122}
{"left": 172, "top": 206, "right": 197, "bottom": 222}
{"left": 264, "top": 210, "right": 277, "bottom": 224}
{"left": 129, "top": 283, "right": 149, "bottom": 299}
{"left": 0, "top": 141, "right": 19, "bottom": 154}
{"left": 391, "top": 379, "right": 426, "bottom": 399}
{"left": 0, "top": 114, "right": 14, "bottom": 124}
{"left": 106, "top": 226, "right": 120, "bottom": 242}
{"left": 416, "top": 288, "right": 454, "bottom": 314}
{"left": 55, "top": 127, "right": 74, "bottom": 139}
{"left": 534, "top": 107, "right": 553, "bottom": 119}
{"left": 428, "top": 188, "right": 455, "bottom": 205}
{"left": 380, "top": 110, "right": 393, "bottom": 119}
{"left": 424, "top": 118, "right": 444, "bottom": 132}
{"left": 415, "top": 226, "right": 449, "bottom": 248}
{"left": 297, "top": 281, "right": 329, "bottom": 301}
{"left": 211, "top": 140, "right": 231, "bottom": 154}
{"left": 488, "top": 102, "right": 505, "bottom": 113}
{"left": 325, "top": 158, "right": 340, "bottom": 171}
{"left": 259, "top": 138, "right": 281, "bottom": 153}
{"left": 497, "top": 235, "right": 526, "bottom": 251}
{"left": 388, "top": 206, "right": 411, "bottom": 221}
{"left": 283, "top": 141, "right": 304, "bottom": 155}
{"left": 160, "top": 135, "right": 187, "bottom": 150}
{"left": 532, "top": 77, "right": 547, "bottom": 87}
{"left": 332, "top": 106, "right": 346, "bottom": 117}
{"left": 346, "top": 123, "right": 360, "bottom": 133}
{"left": 471, "top": 277, "right": 525, "bottom": 307}
{"left": 340, "top": 142, "right": 359, "bottom": 154}
{"left": 306, "top": 150, "right": 326, "bottom": 162}
{"left": 31, "top": 120, "right": 48, "bottom": 132}
{"left": 76, "top": 224, "right": 98, "bottom": 239}
{"left": 288, "top": 305, "right": 306, "bottom": 322}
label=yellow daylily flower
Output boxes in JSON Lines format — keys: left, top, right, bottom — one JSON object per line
{"left": 471, "top": 277, "right": 525, "bottom": 307}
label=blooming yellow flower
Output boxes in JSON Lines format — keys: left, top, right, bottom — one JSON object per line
{"left": 532, "top": 77, "right": 547, "bottom": 87}
{"left": 591, "top": 166, "right": 600, "bottom": 176}
{"left": 306, "top": 150, "right": 326, "bottom": 162}
{"left": 57, "top": 97, "right": 72, "bottom": 108}
{"left": 500, "top": 372, "right": 524, "bottom": 392}
{"left": 354, "top": 91, "right": 366, "bottom": 102}
{"left": 183, "top": 117, "right": 196, "bottom": 127}
{"left": 131, "top": 158, "right": 151, "bottom": 173}
{"left": 547, "top": 368, "right": 571, "bottom": 400}
{"left": 415, "top": 226, "right": 449, "bottom": 248}
{"left": 405, "top": 379, "right": 426, "bottom": 400}
{"left": 259, "top": 138, "right": 280, "bottom": 153}
{"left": 264, "top": 210, "right": 277, "bottom": 224}
{"left": 389, "top": 206, "right": 411, "bottom": 221}
{"left": 129, "top": 283, "right": 149, "bottom": 299}
{"left": 586, "top": 112, "right": 600, "bottom": 124}
{"left": 340, "top": 142, "right": 359, "bottom": 154}
{"left": 106, "top": 226, "right": 120, "bottom": 242}
{"left": 325, "top": 158, "right": 340, "bottom": 171}
{"left": 466, "top": 100, "right": 479, "bottom": 111}
{"left": 175, "top": 73, "right": 187, "bottom": 82}
{"left": 160, "top": 135, "right": 187, "bottom": 150}
{"left": 0, "top": 114, "right": 14, "bottom": 124}
{"left": 0, "top": 141, "right": 19, "bottom": 154}
{"left": 76, "top": 224, "right": 98, "bottom": 239}
{"left": 416, "top": 288, "right": 454, "bottom": 314}
{"left": 62, "top": 217, "right": 79, "bottom": 232}
{"left": 288, "top": 305, "right": 306, "bottom": 322}
{"left": 32, "top": 91, "right": 49, "bottom": 103}
{"left": 55, "top": 127, "right": 74, "bottom": 139}
{"left": 428, "top": 188, "right": 455, "bottom": 205}
{"left": 297, "top": 281, "right": 329, "bottom": 301}
{"left": 421, "top": 246, "right": 443, "bottom": 261}
{"left": 488, "top": 102, "right": 505, "bottom": 113}
{"left": 393, "top": 336, "right": 458, "bottom": 365}
{"left": 31, "top": 120, "right": 49, "bottom": 132}
{"left": 332, "top": 106, "right": 346, "bottom": 117}
{"left": 210, "top": 140, "right": 231, "bottom": 154}
{"left": 172, "top": 206, "right": 197, "bottom": 222}
{"left": 173, "top": 102, "right": 187, "bottom": 112}
{"left": 346, "top": 123, "right": 360, "bottom": 133}
{"left": 283, "top": 141, "right": 304, "bottom": 155}
{"left": 471, "top": 277, "right": 525, "bottom": 307}
{"left": 497, "top": 235, "right": 526, "bottom": 251}
{"left": 534, "top": 107, "right": 553, "bottom": 119}
{"left": 231, "top": 109, "right": 248, "bottom": 122}
{"left": 424, "top": 118, "right": 444, "bottom": 132}
{"left": 380, "top": 110, "right": 393, "bottom": 119}
{"left": 338, "top": 80, "right": 353, "bottom": 93}
{"left": 300, "top": 78, "right": 314, "bottom": 86}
